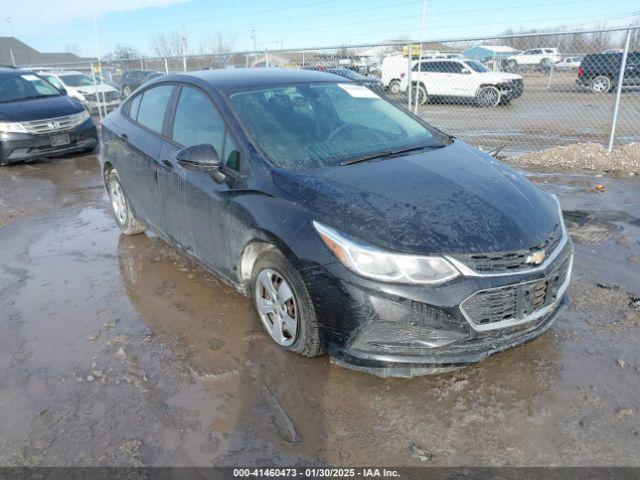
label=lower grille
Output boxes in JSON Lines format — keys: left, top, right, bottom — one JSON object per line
{"left": 460, "top": 253, "right": 572, "bottom": 329}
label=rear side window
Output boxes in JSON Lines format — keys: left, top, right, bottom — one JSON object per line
{"left": 172, "top": 86, "right": 225, "bottom": 152}
{"left": 136, "top": 85, "right": 173, "bottom": 133}
{"left": 128, "top": 94, "right": 142, "bottom": 120}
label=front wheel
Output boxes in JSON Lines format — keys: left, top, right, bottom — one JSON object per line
{"left": 476, "top": 86, "right": 501, "bottom": 107}
{"left": 105, "top": 169, "right": 146, "bottom": 235}
{"left": 411, "top": 84, "right": 428, "bottom": 105}
{"left": 590, "top": 75, "right": 612, "bottom": 93}
{"left": 251, "top": 249, "right": 321, "bottom": 357}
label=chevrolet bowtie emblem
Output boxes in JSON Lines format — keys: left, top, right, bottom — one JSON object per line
{"left": 526, "top": 250, "right": 546, "bottom": 265}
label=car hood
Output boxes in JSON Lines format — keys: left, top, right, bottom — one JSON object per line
{"left": 272, "top": 140, "right": 558, "bottom": 255}
{"left": 72, "top": 84, "right": 119, "bottom": 94}
{"left": 0, "top": 95, "right": 83, "bottom": 122}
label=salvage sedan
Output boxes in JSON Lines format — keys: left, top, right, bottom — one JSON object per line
{"left": 100, "top": 68, "right": 573, "bottom": 377}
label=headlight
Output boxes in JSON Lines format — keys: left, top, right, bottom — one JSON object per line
{"left": 0, "top": 121, "right": 27, "bottom": 133}
{"left": 74, "top": 110, "right": 91, "bottom": 124}
{"left": 313, "top": 221, "right": 460, "bottom": 284}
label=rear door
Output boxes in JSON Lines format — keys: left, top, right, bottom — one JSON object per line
{"left": 116, "top": 84, "right": 174, "bottom": 229}
{"left": 157, "top": 84, "right": 243, "bottom": 274}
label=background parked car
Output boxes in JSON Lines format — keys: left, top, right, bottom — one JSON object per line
{"left": 39, "top": 70, "right": 121, "bottom": 114}
{"left": 118, "top": 70, "right": 158, "bottom": 97}
{"left": 554, "top": 56, "right": 582, "bottom": 70}
{"left": 506, "top": 48, "right": 561, "bottom": 70}
{"left": 0, "top": 68, "right": 98, "bottom": 166}
{"left": 399, "top": 59, "right": 524, "bottom": 107}
{"left": 307, "top": 67, "right": 384, "bottom": 94}
{"left": 577, "top": 51, "right": 640, "bottom": 93}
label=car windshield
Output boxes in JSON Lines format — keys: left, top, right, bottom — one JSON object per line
{"left": 58, "top": 74, "right": 95, "bottom": 87}
{"left": 0, "top": 73, "right": 61, "bottom": 103}
{"left": 229, "top": 82, "right": 442, "bottom": 169}
{"left": 465, "top": 61, "right": 490, "bottom": 72}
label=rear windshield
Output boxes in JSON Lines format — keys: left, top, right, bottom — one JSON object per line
{"left": 229, "top": 82, "right": 442, "bottom": 169}
{"left": 0, "top": 73, "right": 61, "bottom": 103}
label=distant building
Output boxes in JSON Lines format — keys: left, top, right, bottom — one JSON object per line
{"left": 463, "top": 45, "right": 520, "bottom": 62}
{"left": 0, "top": 37, "right": 95, "bottom": 67}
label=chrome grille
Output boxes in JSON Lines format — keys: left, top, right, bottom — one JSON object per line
{"left": 460, "top": 253, "right": 572, "bottom": 329}
{"left": 22, "top": 114, "right": 79, "bottom": 135}
{"left": 452, "top": 224, "right": 562, "bottom": 274}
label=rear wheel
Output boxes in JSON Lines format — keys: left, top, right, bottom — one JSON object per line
{"left": 388, "top": 80, "right": 401, "bottom": 95}
{"left": 476, "top": 85, "right": 501, "bottom": 107}
{"left": 590, "top": 75, "right": 612, "bottom": 93}
{"left": 105, "top": 169, "right": 146, "bottom": 235}
{"left": 251, "top": 249, "right": 321, "bottom": 357}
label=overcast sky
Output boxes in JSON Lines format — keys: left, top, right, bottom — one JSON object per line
{"left": 3, "top": 0, "right": 639, "bottom": 57}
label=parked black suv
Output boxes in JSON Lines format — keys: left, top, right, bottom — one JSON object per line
{"left": 0, "top": 67, "right": 98, "bottom": 166}
{"left": 118, "top": 70, "right": 158, "bottom": 97}
{"left": 577, "top": 51, "right": 640, "bottom": 93}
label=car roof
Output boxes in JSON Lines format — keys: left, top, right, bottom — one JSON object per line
{"left": 39, "top": 70, "right": 84, "bottom": 76}
{"left": 0, "top": 67, "right": 33, "bottom": 75}
{"left": 154, "top": 68, "right": 352, "bottom": 92}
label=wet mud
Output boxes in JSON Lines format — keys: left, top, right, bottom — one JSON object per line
{"left": 1, "top": 156, "right": 639, "bottom": 466}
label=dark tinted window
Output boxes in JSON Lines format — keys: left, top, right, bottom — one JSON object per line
{"left": 136, "top": 85, "right": 173, "bottom": 133}
{"left": 223, "top": 132, "right": 241, "bottom": 171}
{"left": 172, "top": 86, "right": 225, "bottom": 152}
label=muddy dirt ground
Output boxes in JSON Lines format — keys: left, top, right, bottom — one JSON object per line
{"left": 0, "top": 153, "right": 639, "bottom": 467}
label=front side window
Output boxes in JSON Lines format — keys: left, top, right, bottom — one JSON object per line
{"left": 229, "top": 82, "right": 442, "bottom": 169}
{"left": 0, "top": 74, "right": 60, "bottom": 103}
{"left": 136, "top": 84, "right": 173, "bottom": 133}
{"left": 172, "top": 86, "right": 225, "bottom": 152}
{"left": 465, "top": 61, "right": 489, "bottom": 73}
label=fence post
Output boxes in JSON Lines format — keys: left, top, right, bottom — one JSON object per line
{"left": 164, "top": 57, "right": 169, "bottom": 74}
{"left": 89, "top": 62, "right": 103, "bottom": 121}
{"left": 407, "top": 44, "right": 412, "bottom": 109}
{"left": 607, "top": 28, "right": 631, "bottom": 153}
{"left": 265, "top": 52, "right": 270, "bottom": 68}
{"left": 139, "top": 59, "right": 143, "bottom": 69}
{"left": 183, "top": 55, "right": 187, "bottom": 72}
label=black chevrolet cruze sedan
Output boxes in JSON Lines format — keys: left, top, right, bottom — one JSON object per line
{"left": 100, "top": 68, "right": 573, "bottom": 377}
{"left": 0, "top": 67, "right": 98, "bottom": 166}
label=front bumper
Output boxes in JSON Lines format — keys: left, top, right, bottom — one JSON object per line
{"left": 306, "top": 238, "right": 573, "bottom": 378}
{"left": 499, "top": 80, "right": 524, "bottom": 100}
{"left": 0, "top": 119, "right": 98, "bottom": 165}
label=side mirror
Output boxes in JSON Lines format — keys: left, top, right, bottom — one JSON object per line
{"left": 176, "top": 144, "right": 226, "bottom": 182}
{"left": 59, "top": 87, "right": 68, "bottom": 95}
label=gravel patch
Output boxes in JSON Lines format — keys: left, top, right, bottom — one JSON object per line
{"left": 506, "top": 142, "right": 640, "bottom": 175}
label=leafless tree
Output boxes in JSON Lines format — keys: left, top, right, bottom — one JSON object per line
{"left": 107, "top": 44, "right": 142, "bottom": 60}
{"left": 150, "top": 31, "right": 185, "bottom": 58}
{"left": 196, "top": 32, "right": 236, "bottom": 68}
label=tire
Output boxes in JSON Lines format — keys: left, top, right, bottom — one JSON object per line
{"left": 251, "top": 249, "right": 321, "bottom": 357}
{"left": 388, "top": 80, "right": 401, "bottom": 95}
{"left": 105, "top": 168, "right": 146, "bottom": 235}
{"left": 122, "top": 86, "right": 132, "bottom": 97}
{"left": 590, "top": 75, "right": 612, "bottom": 94}
{"left": 476, "top": 85, "right": 501, "bottom": 107}
{"left": 411, "top": 83, "right": 428, "bottom": 105}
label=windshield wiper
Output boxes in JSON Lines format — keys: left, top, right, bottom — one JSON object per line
{"left": 341, "top": 143, "right": 440, "bottom": 166}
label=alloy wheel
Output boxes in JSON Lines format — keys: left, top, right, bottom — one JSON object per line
{"left": 108, "top": 177, "right": 128, "bottom": 226}
{"left": 477, "top": 86, "right": 500, "bottom": 107}
{"left": 255, "top": 268, "right": 298, "bottom": 346}
{"left": 591, "top": 77, "right": 610, "bottom": 93}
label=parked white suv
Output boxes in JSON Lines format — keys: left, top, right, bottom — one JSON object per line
{"left": 399, "top": 59, "right": 524, "bottom": 107}
{"left": 38, "top": 71, "right": 121, "bottom": 114}
{"left": 380, "top": 52, "right": 463, "bottom": 94}
{"left": 505, "top": 48, "right": 561, "bottom": 69}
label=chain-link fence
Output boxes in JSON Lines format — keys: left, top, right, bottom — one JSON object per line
{"left": 22, "top": 26, "right": 640, "bottom": 157}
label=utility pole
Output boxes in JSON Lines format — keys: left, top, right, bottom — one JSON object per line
{"left": 250, "top": 29, "right": 257, "bottom": 65}
{"left": 181, "top": 24, "right": 188, "bottom": 72}
{"left": 414, "top": 0, "right": 427, "bottom": 113}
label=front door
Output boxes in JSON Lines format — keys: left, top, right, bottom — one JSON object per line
{"left": 157, "top": 84, "right": 241, "bottom": 275}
